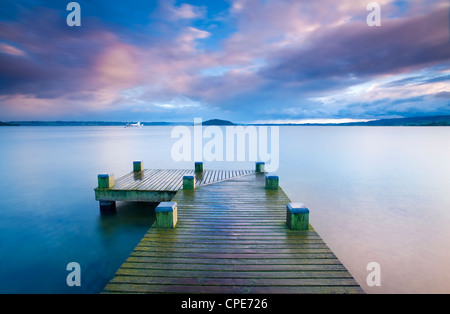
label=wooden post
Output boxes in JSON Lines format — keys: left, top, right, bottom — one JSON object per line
{"left": 99, "top": 201, "right": 116, "bottom": 215}
{"left": 286, "top": 203, "right": 309, "bottom": 231}
{"left": 155, "top": 202, "right": 177, "bottom": 228}
{"left": 195, "top": 162, "right": 204, "bottom": 173}
{"left": 98, "top": 174, "right": 115, "bottom": 189}
{"left": 256, "top": 162, "right": 265, "bottom": 173}
{"left": 183, "top": 175, "right": 195, "bottom": 190}
{"left": 133, "top": 160, "right": 144, "bottom": 172}
{"left": 265, "top": 175, "right": 279, "bottom": 190}
{"left": 97, "top": 174, "right": 116, "bottom": 214}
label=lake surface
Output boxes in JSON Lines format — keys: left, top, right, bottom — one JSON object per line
{"left": 0, "top": 126, "right": 449, "bottom": 294}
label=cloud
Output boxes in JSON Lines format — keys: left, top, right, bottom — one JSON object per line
{"left": 263, "top": 8, "right": 449, "bottom": 82}
{"left": 0, "top": 0, "right": 449, "bottom": 121}
{"left": 156, "top": 0, "right": 206, "bottom": 21}
{"left": 0, "top": 43, "right": 26, "bottom": 56}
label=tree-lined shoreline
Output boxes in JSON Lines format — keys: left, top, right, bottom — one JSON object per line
{"left": 2, "top": 115, "right": 450, "bottom": 127}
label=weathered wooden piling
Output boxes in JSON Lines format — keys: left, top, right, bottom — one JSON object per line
{"left": 97, "top": 174, "right": 116, "bottom": 214}
{"left": 98, "top": 173, "right": 115, "bottom": 189}
{"left": 256, "top": 162, "right": 265, "bottom": 173}
{"left": 183, "top": 175, "right": 196, "bottom": 190}
{"left": 99, "top": 200, "right": 116, "bottom": 214}
{"left": 155, "top": 202, "right": 177, "bottom": 228}
{"left": 265, "top": 175, "right": 279, "bottom": 190}
{"left": 286, "top": 203, "right": 310, "bottom": 231}
{"left": 133, "top": 160, "right": 144, "bottom": 172}
{"left": 195, "top": 162, "right": 204, "bottom": 173}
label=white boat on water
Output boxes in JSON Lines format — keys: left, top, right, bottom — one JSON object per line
{"left": 124, "top": 122, "right": 143, "bottom": 128}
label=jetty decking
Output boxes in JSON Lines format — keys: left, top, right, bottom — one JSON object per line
{"left": 95, "top": 168, "right": 255, "bottom": 204}
{"left": 101, "top": 165, "right": 364, "bottom": 294}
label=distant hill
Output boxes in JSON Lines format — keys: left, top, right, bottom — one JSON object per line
{"left": 8, "top": 121, "right": 126, "bottom": 126}
{"left": 0, "top": 121, "right": 19, "bottom": 126}
{"left": 249, "top": 115, "right": 450, "bottom": 126}
{"left": 5, "top": 121, "right": 192, "bottom": 126}
{"left": 4, "top": 115, "right": 450, "bottom": 127}
{"left": 202, "top": 119, "right": 235, "bottom": 126}
{"left": 340, "top": 115, "right": 450, "bottom": 126}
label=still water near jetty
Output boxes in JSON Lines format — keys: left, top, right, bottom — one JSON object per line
{"left": 0, "top": 126, "right": 449, "bottom": 293}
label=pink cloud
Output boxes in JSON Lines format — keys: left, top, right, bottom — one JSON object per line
{"left": 1, "top": 0, "right": 449, "bottom": 120}
{"left": 0, "top": 43, "right": 26, "bottom": 56}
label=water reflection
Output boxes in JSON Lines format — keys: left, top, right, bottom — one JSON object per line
{"left": 98, "top": 202, "right": 157, "bottom": 234}
{"left": 1, "top": 126, "right": 450, "bottom": 293}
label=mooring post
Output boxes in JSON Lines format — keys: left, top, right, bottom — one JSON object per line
{"left": 183, "top": 175, "right": 196, "bottom": 190}
{"left": 97, "top": 174, "right": 116, "bottom": 214}
{"left": 98, "top": 173, "right": 115, "bottom": 189}
{"left": 99, "top": 201, "right": 116, "bottom": 214}
{"left": 133, "top": 160, "right": 144, "bottom": 172}
{"left": 256, "top": 162, "right": 265, "bottom": 173}
{"left": 286, "top": 203, "right": 309, "bottom": 231}
{"left": 195, "top": 162, "right": 204, "bottom": 173}
{"left": 155, "top": 202, "right": 177, "bottom": 228}
{"left": 265, "top": 175, "right": 279, "bottom": 190}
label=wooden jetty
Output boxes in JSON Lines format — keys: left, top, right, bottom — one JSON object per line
{"left": 97, "top": 161, "right": 364, "bottom": 294}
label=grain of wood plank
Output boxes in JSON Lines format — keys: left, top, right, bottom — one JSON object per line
{"left": 131, "top": 169, "right": 171, "bottom": 191}
{"left": 158, "top": 169, "right": 184, "bottom": 191}
{"left": 132, "top": 170, "right": 166, "bottom": 191}
{"left": 104, "top": 283, "right": 364, "bottom": 294}
{"left": 109, "top": 276, "right": 360, "bottom": 287}
{"left": 116, "top": 261, "right": 348, "bottom": 272}
{"left": 115, "top": 269, "right": 355, "bottom": 279}
{"left": 127, "top": 169, "right": 168, "bottom": 191}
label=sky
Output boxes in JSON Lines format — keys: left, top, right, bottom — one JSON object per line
{"left": 0, "top": 0, "right": 449, "bottom": 123}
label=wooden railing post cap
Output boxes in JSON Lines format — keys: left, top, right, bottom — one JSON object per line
{"left": 156, "top": 202, "right": 177, "bottom": 213}
{"left": 287, "top": 203, "right": 310, "bottom": 214}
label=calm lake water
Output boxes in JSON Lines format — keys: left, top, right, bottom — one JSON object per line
{"left": 0, "top": 126, "right": 449, "bottom": 294}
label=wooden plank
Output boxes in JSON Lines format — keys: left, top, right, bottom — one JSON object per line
{"left": 134, "top": 245, "right": 332, "bottom": 253}
{"left": 133, "top": 248, "right": 334, "bottom": 255}
{"left": 115, "top": 268, "right": 355, "bottom": 279}
{"left": 157, "top": 169, "right": 182, "bottom": 191}
{"left": 126, "top": 169, "right": 167, "bottom": 191}
{"left": 100, "top": 169, "right": 259, "bottom": 196}
{"left": 146, "top": 170, "right": 175, "bottom": 191}
{"left": 122, "top": 169, "right": 164, "bottom": 191}
{"left": 115, "top": 261, "right": 349, "bottom": 272}
{"left": 132, "top": 170, "right": 166, "bottom": 191}
{"left": 109, "top": 276, "right": 360, "bottom": 287}
{"left": 95, "top": 189, "right": 177, "bottom": 202}
{"left": 135, "top": 242, "right": 330, "bottom": 250}
{"left": 128, "top": 253, "right": 340, "bottom": 262}
{"left": 203, "top": 170, "right": 214, "bottom": 185}
{"left": 164, "top": 169, "right": 187, "bottom": 191}
{"left": 104, "top": 284, "right": 364, "bottom": 294}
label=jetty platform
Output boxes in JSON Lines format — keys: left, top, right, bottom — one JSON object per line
{"left": 96, "top": 161, "right": 364, "bottom": 294}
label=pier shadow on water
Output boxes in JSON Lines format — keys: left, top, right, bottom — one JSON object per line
{"left": 97, "top": 202, "right": 157, "bottom": 235}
